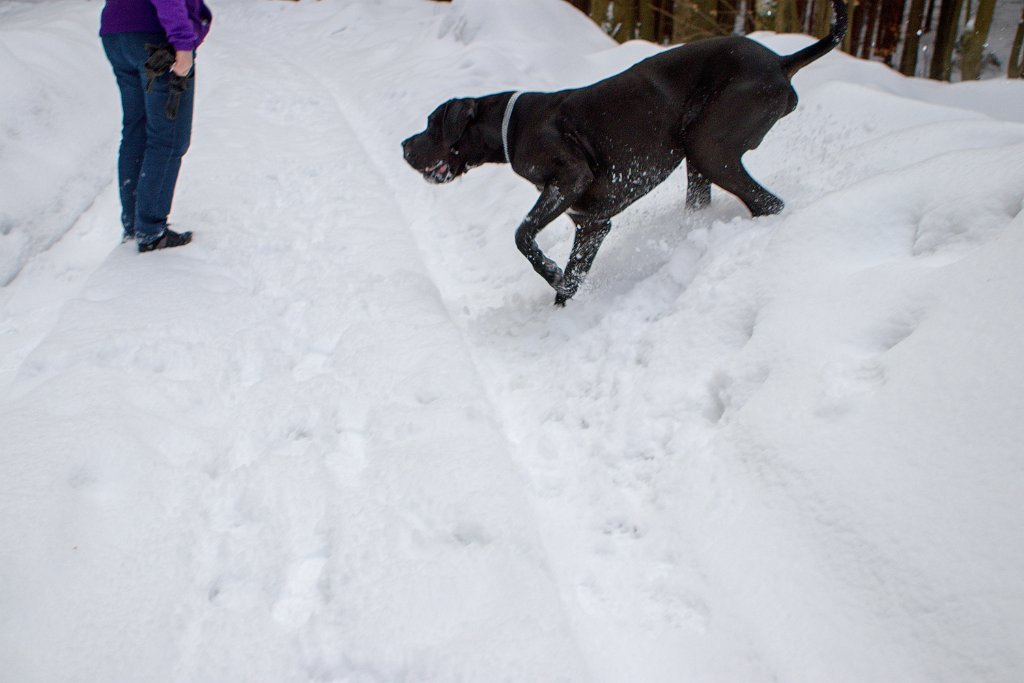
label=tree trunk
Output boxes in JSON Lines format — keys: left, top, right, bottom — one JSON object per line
{"left": 852, "top": 0, "right": 879, "bottom": 58}
{"left": 655, "top": 0, "right": 678, "bottom": 40}
{"left": 591, "top": 0, "right": 635, "bottom": 40}
{"left": 924, "top": 0, "right": 938, "bottom": 31}
{"left": 874, "top": 0, "right": 905, "bottom": 65}
{"left": 843, "top": 0, "right": 859, "bottom": 52}
{"left": 959, "top": 0, "right": 996, "bottom": 79}
{"left": 929, "top": 0, "right": 964, "bottom": 80}
{"left": 1009, "top": 5, "right": 1024, "bottom": 78}
{"left": 775, "top": 0, "right": 802, "bottom": 33}
{"left": 639, "top": 0, "right": 658, "bottom": 40}
{"left": 622, "top": 0, "right": 641, "bottom": 39}
{"left": 590, "top": 0, "right": 612, "bottom": 30}
{"left": 850, "top": 0, "right": 866, "bottom": 56}
{"left": 811, "top": 0, "right": 832, "bottom": 37}
{"left": 899, "top": 0, "right": 927, "bottom": 75}
{"left": 736, "top": 0, "right": 756, "bottom": 33}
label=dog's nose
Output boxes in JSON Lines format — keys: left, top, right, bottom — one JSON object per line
{"left": 401, "top": 138, "right": 413, "bottom": 161}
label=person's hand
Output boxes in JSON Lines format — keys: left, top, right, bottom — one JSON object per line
{"left": 171, "top": 50, "right": 193, "bottom": 77}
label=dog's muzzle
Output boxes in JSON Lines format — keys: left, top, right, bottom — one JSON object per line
{"left": 424, "top": 160, "right": 454, "bottom": 184}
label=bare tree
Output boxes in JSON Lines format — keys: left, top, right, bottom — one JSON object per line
{"left": 1010, "top": 4, "right": 1024, "bottom": 78}
{"left": 873, "top": 0, "right": 905, "bottom": 65}
{"left": 639, "top": 0, "right": 659, "bottom": 39}
{"left": 929, "top": 0, "right": 965, "bottom": 80}
{"left": 810, "top": 0, "right": 832, "bottom": 37}
{"left": 842, "top": 0, "right": 859, "bottom": 52}
{"left": 590, "top": 0, "right": 626, "bottom": 37}
{"left": 570, "top": 0, "right": 1024, "bottom": 84}
{"left": 850, "top": 0, "right": 874, "bottom": 57}
{"left": 774, "top": 0, "right": 803, "bottom": 33}
{"left": 899, "top": 0, "right": 928, "bottom": 75}
{"left": 960, "top": 0, "right": 996, "bottom": 79}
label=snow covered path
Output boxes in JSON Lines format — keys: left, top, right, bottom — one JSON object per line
{"left": 3, "top": 3, "right": 588, "bottom": 681}
{"left": 3, "top": 1, "right": 1024, "bottom": 681}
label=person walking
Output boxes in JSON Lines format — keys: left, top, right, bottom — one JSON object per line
{"left": 100, "top": 0, "right": 212, "bottom": 251}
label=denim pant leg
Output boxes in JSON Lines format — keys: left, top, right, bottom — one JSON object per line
{"left": 102, "top": 33, "right": 150, "bottom": 236}
{"left": 101, "top": 33, "right": 194, "bottom": 243}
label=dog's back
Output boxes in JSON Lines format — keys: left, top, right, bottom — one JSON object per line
{"left": 513, "top": 37, "right": 795, "bottom": 219}
{"left": 550, "top": 36, "right": 796, "bottom": 145}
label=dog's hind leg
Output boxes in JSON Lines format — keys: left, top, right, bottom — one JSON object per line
{"left": 687, "top": 141, "right": 784, "bottom": 217}
{"left": 555, "top": 216, "right": 612, "bottom": 306}
{"left": 685, "top": 92, "right": 788, "bottom": 217}
{"left": 685, "top": 164, "right": 711, "bottom": 211}
{"left": 705, "top": 158, "right": 783, "bottom": 216}
{"left": 515, "top": 168, "right": 595, "bottom": 289}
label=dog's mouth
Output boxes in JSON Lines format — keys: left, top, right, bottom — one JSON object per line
{"left": 423, "top": 160, "right": 455, "bottom": 184}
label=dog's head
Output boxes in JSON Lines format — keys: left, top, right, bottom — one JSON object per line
{"left": 401, "top": 98, "right": 478, "bottom": 184}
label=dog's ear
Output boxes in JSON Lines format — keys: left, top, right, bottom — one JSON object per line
{"left": 441, "top": 99, "right": 477, "bottom": 144}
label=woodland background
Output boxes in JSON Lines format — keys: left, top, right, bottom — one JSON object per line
{"left": 557, "top": 0, "right": 1024, "bottom": 80}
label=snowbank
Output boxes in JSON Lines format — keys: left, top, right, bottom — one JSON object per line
{"left": 0, "top": 1, "right": 118, "bottom": 285}
{"left": 441, "top": 0, "right": 611, "bottom": 52}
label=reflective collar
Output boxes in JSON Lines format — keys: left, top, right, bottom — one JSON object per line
{"left": 502, "top": 91, "right": 524, "bottom": 166}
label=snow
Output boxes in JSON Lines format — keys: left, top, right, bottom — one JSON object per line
{"left": 2, "top": 0, "right": 1024, "bottom": 681}
{"left": 0, "top": 0, "right": 119, "bottom": 287}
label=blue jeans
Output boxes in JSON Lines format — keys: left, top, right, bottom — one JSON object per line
{"left": 102, "top": 32, "right": 194, "bottom": 244}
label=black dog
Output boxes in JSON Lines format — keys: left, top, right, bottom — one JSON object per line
{"left": 402, "top": 0, "right": 847, "bottom": 305}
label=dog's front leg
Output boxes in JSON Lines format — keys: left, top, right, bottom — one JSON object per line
{"left": 554, "top": 217, "right": 611, "bottom": 306}
{"left": 515, "top": 171, "right": 593, "bottom": 290}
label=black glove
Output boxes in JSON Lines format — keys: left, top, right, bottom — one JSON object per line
{"left": 144, "top": 43, "right": 176, "bottom": 91}
{"left": 143, "top": 43, "right": 193, "bottom": 120}
{"left": 165, "top": 72, "right": 192, "bottom": 120}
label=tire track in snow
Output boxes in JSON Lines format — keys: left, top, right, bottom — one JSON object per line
{"left": 168, "top": 10, "right": 592, "bottom": 682}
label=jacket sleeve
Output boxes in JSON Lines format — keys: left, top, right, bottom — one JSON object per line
{"left": 149, "top": 0, "right": 199, "bottom": 51}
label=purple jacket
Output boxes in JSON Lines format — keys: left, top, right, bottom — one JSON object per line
{"left": 100, "top": 0, "right": 212, "bottom": 52}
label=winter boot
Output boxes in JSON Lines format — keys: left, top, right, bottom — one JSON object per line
{"left": 138, "top": 228, "right": 192, "bottom": 253}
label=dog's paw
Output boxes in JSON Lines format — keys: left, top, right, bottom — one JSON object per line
{"left": 553, "top": 282, "right": 574, "bottom": 307}
{"left": 553, "top": 273, "right": 580, "bottom": 307}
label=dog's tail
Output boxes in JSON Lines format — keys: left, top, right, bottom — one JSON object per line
{"left": 779, "top": 0, "right": 848, "bottom": 78}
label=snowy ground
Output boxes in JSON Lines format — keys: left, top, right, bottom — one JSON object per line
{"left": 2, "top": 0, "right": 1024, "bottom": 681}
